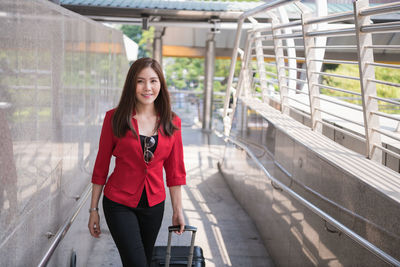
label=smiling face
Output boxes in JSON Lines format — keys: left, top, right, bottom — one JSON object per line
{"left": 135, "top": 67, "right": 161, "bottom": 109}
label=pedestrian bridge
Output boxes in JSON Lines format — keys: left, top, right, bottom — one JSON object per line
{"left": 1, "top": 0, "right": 400, "bottom": 266}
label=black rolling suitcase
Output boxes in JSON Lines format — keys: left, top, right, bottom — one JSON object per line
{"left": 151, "top": 225, "right": 205, "bottom": 267}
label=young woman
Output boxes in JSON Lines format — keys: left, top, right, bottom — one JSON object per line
{"left": 88, "top": 57, "right": 186, "bottom": 267}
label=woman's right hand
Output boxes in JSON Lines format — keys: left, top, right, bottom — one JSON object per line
{"left": 88, "top": 211, "right": 101, "bottom": 238}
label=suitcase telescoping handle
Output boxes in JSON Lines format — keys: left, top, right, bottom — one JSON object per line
{"left": 165, "top": 225, "right": 197, "bottom": 267}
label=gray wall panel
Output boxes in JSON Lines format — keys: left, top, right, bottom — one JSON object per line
{"left": 219, "top": 100, "right": 400, "bottom": 266}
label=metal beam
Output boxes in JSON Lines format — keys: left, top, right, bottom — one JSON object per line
{"left": 301, "top": 9, "right": 322, "bottom": 132}
{"left": 354, "top": 0, "right": 382, "bottom": 162}
{"left": 203, "top": 33, "right": 215, "bottom": 131}
{"left": 153, "top": 27, "right": 164, "bottom": 66}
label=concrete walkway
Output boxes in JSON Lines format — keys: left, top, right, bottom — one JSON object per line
{"left": 85, "top": 124, "right": 274, "bottom": 267}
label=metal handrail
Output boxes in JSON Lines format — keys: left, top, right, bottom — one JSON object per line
{"left": 283, "top": 76, "right": 307, "bottom": 84}
{"left": 306, "top": 28, "right": 355, "bottom": 37}
{"left": 283, "top": 85, "right": 309, "bottom": 95}
{"left": 318, "top": 119, "right": 367, "bottom": 142}
{"left": 249, "top": 35, "right": 273, "bottom": 42}
{"left": 223, "top": 0, "right": 400, "bottom": 165}
{"left": 317, "top": 95, "right": 363, "bottom": 112}
{"left": 262, "top": 54, "right": 278, "bottom": 59}
{"left": 246, "top": 25, "right": 273, "bottom": 34}
{"left": 37, "top": 183, "right": 92, "bottom": 267}
{"left": 372, "top": 110, "right": 400, "bottom": 123}
{"left": 359, "top": 2, "right": 400, "bottom": 16}
{"left": 281, "top": 66, "right": 307, "bottom": 73}
{"left": 370, "top": 95, "right": 400, "bottom": 106}
{"left": 289, "top": 105, "right": 311, "bottom": 117}
{"left": 264, "top": 71, "right": 278, "bottom": 77}
{"left": 368, "top": 62, "right": 400, "bottom": 69}
{"left": 281, "top": 55, "right": 305, "bottom": 60}
{"left": 272, "top": 20, "right": 301, "bottom": 30}
{"left": 315, "top": 107, "right": 365, "bottom": 127}
{"left": 286, "top": 95, "right": 310, "bottom": 107}
{"left": 220, "top": 133, "right": 400, "bottom": 267}
{"left": 361, "top": 23, "right": 400, "bottom": 33}
{"left": 374, "top": 143, "right": 400, "bottom": 161}
{"left": 366, "top": 45, "right": 400, "bottom": 49}
{"left": 311, "top": 58, "right": 358, "bottom": 65}
{"left": 279, "top": 45, "right": 304, "bottom": 49}
{"left": 314, "top": 83, "right": 362, "bottom": 96}
{"left": 256, "top": 45, "right": 275, "bottom": 49}
{"left": 278, "top": 45, "right": 304, "bottom": 49}
{"left": 274, "top": 32, "right": 303, "bottom": 39}
{"left": 312, "top": 71, "right": 360, "bottom": 81}
{"left": 312, "top": 45, "right": 357, "bottom": 49}
{"left": 241, "top": 131, "right": 386, "bottom": 233}
{"left": 305, "top": 11, "right": 353, "bottom": 25}
{"left": 265, "top": 62, "right": 277, "bottom": 67}
{"left": 372, "top": 127, "right": 400, "bottom": 143}
{"left": 223, "top": 0, "right": 299, "bottom": 119}
{"left": 368, "top": 78, "right": 400, "bottom": 88}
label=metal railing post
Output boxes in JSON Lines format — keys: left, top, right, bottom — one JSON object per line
{"left": 223, "top": 19, "right": 244, "bottom": 120}
{"left": 278, "top": 7, "right": 297, "bottom": 97}
{"left": 240, "top": 34, "right": 254, "bottom": 99}
{"left": 153, "top": 27, "right": 164, "bottom": 67}
{"left": 301, "top": 9, "right": 322, "bottom": 132}
{"left": 225, "top": 32, "right": 254, "bottom": 136}
{"left": 203, "top": 33, "right": 216, "bottom": 132}
{"left": 218, "top": 133, "right": 400, "bottom": 267}
{"left": 272, "top": 17, "right": 289, "bottom": 114}
{"left": 222, "top": 0, "right": 299, "bottom": 136}
{"left": 37, "top": 184, "right": 92, "bottom": 267}
{"left": 222, "top": 19, "right": 243, "bottom": 137}
{"left": 252, "top": 24, "right": 269, "bottom": 102}
{"left": 354, "top": 0, "right": 382, "bottom": 162}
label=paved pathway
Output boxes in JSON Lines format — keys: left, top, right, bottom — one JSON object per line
{"left": 85, "top": 124, "right": 274, "bottom": 267}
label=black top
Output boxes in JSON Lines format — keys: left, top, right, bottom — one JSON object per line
{"left": 139, "top": 134, "right": 158, "bottom": 153}
{"left": 138, "top": 134, "right": 159, "bottom": 208}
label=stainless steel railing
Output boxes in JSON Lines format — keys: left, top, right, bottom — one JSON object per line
{"left": 216, "top": 130, "right": 400, "bottom": 267}
{"left": 222, "top": 0, "right": 300, "bottom": 122}
{"left": 37, "top": 184, "right": 92, "bottom": 267}
{"left": 223, "top": 0, "right": 400, "bottom": 167}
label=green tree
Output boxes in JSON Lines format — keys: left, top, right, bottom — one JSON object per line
{"left": 163, "top": 57, "right": 242, "bottom": 95}
{"left": 322, "top": 64, "right": 400, "bottom": 113}
{"left": 164, "top": 57, "right": 204, "bottom": 91}
{"left": 120, "top": 25, "right": 154, "bottom": 58}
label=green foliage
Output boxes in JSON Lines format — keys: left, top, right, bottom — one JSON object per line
{"left": 120, "top": 25, "right": 154, "bottom": 58}
{"left": 251, "top": 63, "right": 278, "bottom": 93}
{"left": 375, "top": 67, "right": 400, "bottom": 99}
{"left": 164, "top": 57, "right": 241, "bottom": 92}
{"left": 322, "top": 63, "right": 339, "bottom": 71}
{"left": 322, "top": 64, "right": 400, "bottom": 113}
{"left": 164, "top": 57, "right": 204, "bottom": 91}
{"left": 120, "top": 25, "right": 142, "bottom": 44}
{"left": 322, "top": 64, "right": 361, "bottom": 104}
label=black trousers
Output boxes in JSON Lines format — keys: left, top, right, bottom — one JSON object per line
{"left": 103, "top": 191, "right": 165, "bottom": 267}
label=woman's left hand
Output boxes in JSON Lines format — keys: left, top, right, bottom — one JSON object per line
{"left": 172, "top": 210, "right": 185, "bottom": 235}
{"left": 169, "top": 185, "right": 185, "bottom": 234}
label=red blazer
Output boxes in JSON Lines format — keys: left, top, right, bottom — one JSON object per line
{"left": 91, "top": 109, "right": 186, "bottom": 208}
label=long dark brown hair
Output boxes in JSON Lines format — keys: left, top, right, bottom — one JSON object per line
{"left": 112, "top": 57, "right": 177, "bottom": 138}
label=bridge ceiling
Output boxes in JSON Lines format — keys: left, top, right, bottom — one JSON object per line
{"left": 60, "top": 0, "right": 400, "bottom": 60}
{"left": 60, "top": 0, "right": 264, "bottom": 23}
{"left": 60, "top": 0, "right": 400, "bottom": 22}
